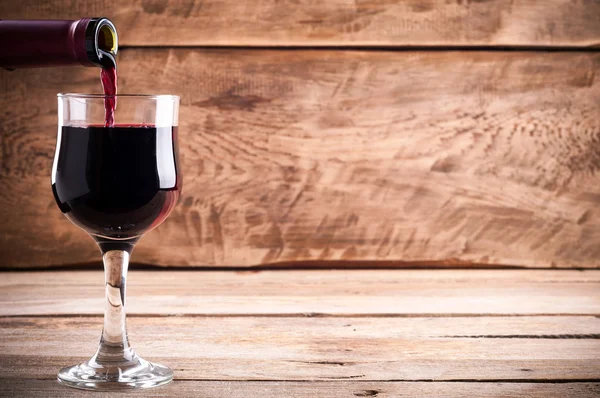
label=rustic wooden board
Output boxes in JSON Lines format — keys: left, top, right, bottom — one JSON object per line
{"left": 1, "top": 270, "right": 599, "bottom": 396}
{"left": 1, "top": 316, "right": 599, "bottom": 381}
{"left": 2, "top": 381, "right": 599, "bottom": 398}
{"left": 1, "top": 270, "right": 599, "bottom": 316}
{"left": 1, "top": 50, "right": 600, "bottom": 268}
{"left": 1, "top": 0, "right": 599, "bottom": 47}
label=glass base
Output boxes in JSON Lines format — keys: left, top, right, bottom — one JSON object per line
{"left": 57, "top": 354, "right": 173, "bottom": 391}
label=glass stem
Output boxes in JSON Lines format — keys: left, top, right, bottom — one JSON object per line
{"left": 94, "top": 249, "right": 134, "bottom": 364}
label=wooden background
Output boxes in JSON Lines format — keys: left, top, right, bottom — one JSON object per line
{"left": 1, "top": 0, "right": 599, "bottom": 268}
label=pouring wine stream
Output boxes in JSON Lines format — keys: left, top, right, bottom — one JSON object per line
{"left": 99, "top": 50, "right": 117, "bottom": 127}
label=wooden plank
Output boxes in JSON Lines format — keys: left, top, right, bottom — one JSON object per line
{"left": 0, "top": 270, "right": 598, "bottom": 316}
{"left": 2, "top": 381, "right": 599, "bottom": 398}
{"left": 1, "top": 316, "right": 599, "bottom": 381}
{"left": 1, "top": 50, "right": 600, "bottom": 268}
{"left": 1, "top": 0, "right": 599, "bottom": 47}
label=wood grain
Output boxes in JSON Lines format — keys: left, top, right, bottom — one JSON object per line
{"left": 1, "top": 316, "right": 599, "bottom": 381}
{"left": 1, "top": 0, "right": 599, "bottom": 47}
{"left": 0, "top": 270, "right": 598, "bottom": 316}
{"left": 1, "top": 50, "right": 600, "bottom": 268}
{"left": 1, "top": 270, "right": 599, "bottom": 395}
{"left": 2, "top": 381, "right": 599, "bottom": 398}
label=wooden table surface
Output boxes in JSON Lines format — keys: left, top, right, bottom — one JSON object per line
{"left": 1, "top": 269, "right": 599, "bottom": 397}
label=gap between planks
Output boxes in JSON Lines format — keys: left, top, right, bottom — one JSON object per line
{"left": 1, "top": 314, "right": 600, "bottom": 319}
{"left": 3, "top": 378, "right": 600, "bottom": 383}
{"left": 1, "top": 380, "right": 599, "bottom": 398}
{"left": 0, "top": 263, "right": 539, "bottom": 272}
{"left": 145, "top": 380, "right": 600, "bottom": 382}
{"left": 117, "top": 45, "right": 600, "bottom": 52}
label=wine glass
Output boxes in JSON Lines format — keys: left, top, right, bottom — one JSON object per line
{"left": 51, "top": 94, "right": 181, "bottom": 390}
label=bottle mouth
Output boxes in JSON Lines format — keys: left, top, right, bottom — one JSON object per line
{"left": 84, "top": 17, "right": 118, "bottom": 68}
{"left": 98, "top": 23, "right": 117, "bottom": 54}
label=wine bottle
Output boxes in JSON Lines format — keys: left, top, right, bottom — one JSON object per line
{"left": 0, "top": 17, "right": 118, "bottom": 70}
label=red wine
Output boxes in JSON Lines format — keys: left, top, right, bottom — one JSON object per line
{"left": 100, "top": 66, "right": 117, "bottom": 127}
{"left": 98, "top": 21, "right": 117, "bottom": 127}
{"left": 52, "top": 125, "right": 180, "bottom": 241}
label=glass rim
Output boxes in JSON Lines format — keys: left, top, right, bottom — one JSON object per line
{"left": 57, "top": 93, "right": 180, "bottom": 100}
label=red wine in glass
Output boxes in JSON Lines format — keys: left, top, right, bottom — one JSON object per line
{"left": 52, "top": 125, "right": 180, "bottom": 248}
